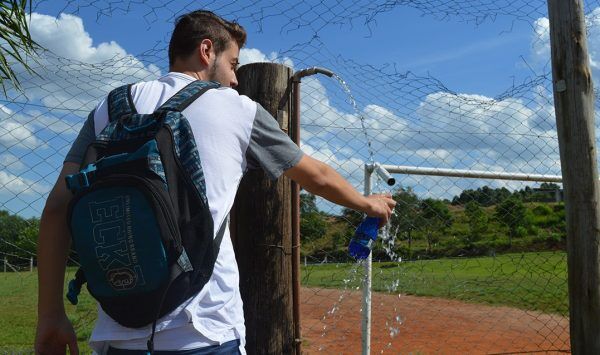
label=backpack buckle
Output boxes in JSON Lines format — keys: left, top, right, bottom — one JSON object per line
{"left": 65, "top": 165, "right": 97, "bottom": 193}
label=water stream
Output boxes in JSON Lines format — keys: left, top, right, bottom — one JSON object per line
{"left": 331, "top": 73, "right": 376, "bottom": 163}
{"left": 313, "top": 73, "right": 403, "bottom": 352}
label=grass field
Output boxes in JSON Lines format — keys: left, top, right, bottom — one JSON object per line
{"left": 301, "top": 251, "right": 568, "bottom": 315}
{"left": 1, "top": 251, "right": 567, "bottom": 352}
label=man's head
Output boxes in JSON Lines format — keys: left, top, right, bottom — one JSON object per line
{"left": 169, "top": 10, "right": 246, "bottom": 87}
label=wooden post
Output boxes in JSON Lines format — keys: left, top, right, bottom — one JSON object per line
{"left": 547, "top": 1, "right": 600, "bottom": 353}
{"left": 30, "top": 257, "right": 33, "bottom": 272}
{"left": 232, "top": 62, "right": 294, "bottom": 354}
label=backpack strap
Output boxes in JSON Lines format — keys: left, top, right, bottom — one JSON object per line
{"left": 107, "top": 84, "right": 137, "bottom": 122}
{"left": 157, "top": 80, "right": 220, "bottom": 113}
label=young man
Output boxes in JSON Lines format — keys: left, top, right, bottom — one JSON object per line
{"left": 35, "top": 10, "right": 395, "bottom": 355}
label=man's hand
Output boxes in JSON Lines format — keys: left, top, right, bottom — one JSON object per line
{"left": 35, "top": 314, "right": 79, "bottom": 355}
{"left": 364, "top": 193, "right": 396, "bottom": 225}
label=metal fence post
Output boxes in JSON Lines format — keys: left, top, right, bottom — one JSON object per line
{"left": 362, "top": 164, "right": 373, "bottom": 355}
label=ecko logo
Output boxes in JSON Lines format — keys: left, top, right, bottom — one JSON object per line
{"left": 88, "top": 195, "right": 142, "bottom": 291}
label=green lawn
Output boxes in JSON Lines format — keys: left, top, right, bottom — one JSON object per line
{"left": 301, "top": 251, "right": 568, "bottom": 315}
{"left": 0, "top": 267, "right": 96, "bottom": 353}
{"left": 1, "top": 251, "right": 567, "bottom": 352}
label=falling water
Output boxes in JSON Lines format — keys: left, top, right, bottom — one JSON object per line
{"left": 331, "top": 73, "right": 376, "bottom": 163}
{"left": 316, "top": 72, "right": 404, "bottom": 352}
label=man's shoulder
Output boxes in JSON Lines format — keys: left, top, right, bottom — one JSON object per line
{"left": 192, "top": 86, "right": 257, "bottom": 118}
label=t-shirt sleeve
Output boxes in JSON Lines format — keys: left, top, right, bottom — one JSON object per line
{"left": 64, "top": 111, "right": 96, "bottom": 165}
{"left": 246, "top": 104, "right": 304, "bottom": 180}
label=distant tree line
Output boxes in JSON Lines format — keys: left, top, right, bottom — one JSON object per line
{"left": 300, "top": 182, "right": 566, "bottom": 261}
{"left": 451, "top": 183, "right": 561, "bottom": 206}
{"left": 0, "top": 210, "right": 39, "bottom": 266}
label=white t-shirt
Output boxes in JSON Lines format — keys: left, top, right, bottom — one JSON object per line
{"left": 65, "top": 72, "right": 304, "bottom": 354}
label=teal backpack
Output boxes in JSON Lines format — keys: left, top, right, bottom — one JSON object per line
{"left": 65, "top": 80, "right": 225, "bottom": 353}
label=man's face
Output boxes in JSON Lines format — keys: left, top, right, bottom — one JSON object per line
{"left": 208, "top": 41, "right": 240, "bottom": 88}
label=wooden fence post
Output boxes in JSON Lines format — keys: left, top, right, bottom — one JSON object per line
{"left": 232, "top": 62, "right": 294, "bottom": 354}
{"left": 547, "top": 1, "right": 600, "bottom": 353}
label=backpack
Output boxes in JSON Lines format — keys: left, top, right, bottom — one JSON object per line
{"left": 64, "top": 80, "right": 224, "bottom": 350}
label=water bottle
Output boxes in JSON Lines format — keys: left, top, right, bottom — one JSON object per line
{"left": 348, "top": 216, "right": 380, "bottom": 259}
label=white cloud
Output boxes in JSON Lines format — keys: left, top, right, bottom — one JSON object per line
{"left": 0, "top": 154, "right": 25, "bottom": 171}
{"left": 0, "top": 104, "right": 13, "bottom": 115}
{"left": 0, "top": 171, "right": 50, "bottom": 196}
{"left": 0, "top": 121, "right": 41, "bottom": 149}
{"left": 532, "top": 17, "right": 550, "bottom": 63}
{"left": 239, "top": 48, "right": 294, "bottom": 69}
{"left": 9, "top": 13, "right": 161, "bottom": 112}
{"left": 532, "top": 8, "right": 600, "bottom": 76}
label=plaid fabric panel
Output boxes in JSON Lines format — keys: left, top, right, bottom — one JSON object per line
{"left": 107, "top": 84, "right": 135, "bottom": 123}
{"left": 164, "top": 112, "right": 207, "bottom": 204}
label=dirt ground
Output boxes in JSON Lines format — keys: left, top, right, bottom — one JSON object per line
{"left": 300, "top": 288, "right": 570, "bottom": 354}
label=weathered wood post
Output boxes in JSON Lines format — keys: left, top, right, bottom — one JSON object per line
{"left": 231, "top": 62, "right": 295, "bottom": 354}
{"left": 547, "top": 1, "right": 600, "bottom": 353}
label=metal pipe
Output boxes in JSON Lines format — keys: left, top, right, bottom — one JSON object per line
{"left": 289, "top": 66, "right": 334, "bottom": 355}
{"left": 379, "top": 165, "right": 563, "bottom": 183}
{"left": 373, "top": 163, "right": 396, "bottom": 186}
{"left": 292, "top": 66, "right": 334, "bottom": 81}
{"left": 362, "top": 165, "right": 373, "bottom": 355}
{"left": 291, "top": 77, "right": 302, "bottom": 355}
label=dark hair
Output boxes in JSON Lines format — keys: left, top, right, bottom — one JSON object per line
{"left": 168, "top": 10, "right": 246, "bottom": 67}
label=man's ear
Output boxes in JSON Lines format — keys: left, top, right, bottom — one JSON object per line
{"left": 198, "top": 39, "right": 214, "bottom": 67}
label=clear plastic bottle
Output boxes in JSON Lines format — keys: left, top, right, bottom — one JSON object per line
{"left": 348, "top": 216, "right": 380, "bottom": 259}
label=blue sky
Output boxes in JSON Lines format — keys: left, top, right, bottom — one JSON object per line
{"left": 32, "top": 1, "right": 539, "bottom": 95}
{"left": 4, "top": 1, "right": 598, "bottom": 217}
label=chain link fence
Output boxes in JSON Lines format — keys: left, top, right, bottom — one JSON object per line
{"left": 3, "top": 0, "right": 599, "bottom": 352}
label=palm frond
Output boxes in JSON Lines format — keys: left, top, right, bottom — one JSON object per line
{"left": 0, "top": 0, "right": 41, "bottom": 95}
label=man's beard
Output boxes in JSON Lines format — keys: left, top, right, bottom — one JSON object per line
{"left": 208, "top": 55, "right": 220, "bottom": 82}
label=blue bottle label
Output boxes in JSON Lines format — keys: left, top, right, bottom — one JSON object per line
{"left": 348, "top": 217, "right": 380, "bottom": 259}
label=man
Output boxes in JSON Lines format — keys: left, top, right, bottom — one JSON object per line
{"left": 35, "top": 10, "right": 395, "bottom": 355}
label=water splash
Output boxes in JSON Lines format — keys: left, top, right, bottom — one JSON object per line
{"left": 332, "top": 73, "right": 375, "bottom": 163}
{"left": 318, "top": 262, "right": 362, "bottom": 347}
{"left": 379, "top": 208, "right": 402, "bottom": 262}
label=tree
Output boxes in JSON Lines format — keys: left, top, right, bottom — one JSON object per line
{"left": 300, "top": 193, "right": 327, "bottom": 242}
{"left": 340, "top": 207, "right": 362, "bottom": 228}
{"left": 464, "top": 201, "right": 487, "bottom": 246}
{"left": 390, "top": 188, "right": 420, "bottom": 256}
{"left": 300, "top": 192, "right": 318, "bottom": 214}
{"left": 451, "top": 186, "right": 511, "bottom": 206}
{"left": 0, "top": 210, "right": 38, "bottom": 263}
{"left": 495, "top": 196, "right": 527, "bottom": 246}
{"left": 0, "top": 0, "right": 39, "bottom": 93}
{"left": 418, "top": 198, "right": 453, "bottom": 253}
{"left": 300, "top": 211, "right": 327, "bottom": 242}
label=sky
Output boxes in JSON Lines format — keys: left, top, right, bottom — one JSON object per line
{"left": 2, "top": 1, "right": 600, "bottom": 217}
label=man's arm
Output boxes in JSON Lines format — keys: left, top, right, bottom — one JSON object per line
{"left": 35, "top": 162, "right": 79, "bottom": 355}
{"left": 284, "top": 155, "right": 396, "bottom": 224}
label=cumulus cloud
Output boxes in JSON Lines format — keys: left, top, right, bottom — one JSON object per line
{"left": 0, "top": 171, "right": 50, "bottom": 196}
{"left": 0, "top": 121, "right": 41, "bottom": 149}
{"left": 532, "top": 8, "right": 600, "bottom": 75}
{"left": 0, "top": 154, "right": 25, "bottom": 171}
{"left": 301, "top": 74, "right": 558, "bottom": 168}
{"left": 239, "top": 48, "right": 294, "bottom": 69}
{"left": 9, "top": 13, "right": 161, "bottom": 112}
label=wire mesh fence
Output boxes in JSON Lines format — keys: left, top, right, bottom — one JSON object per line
{"left": 2, "top": 0, "right": 598, "bottom": 353}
